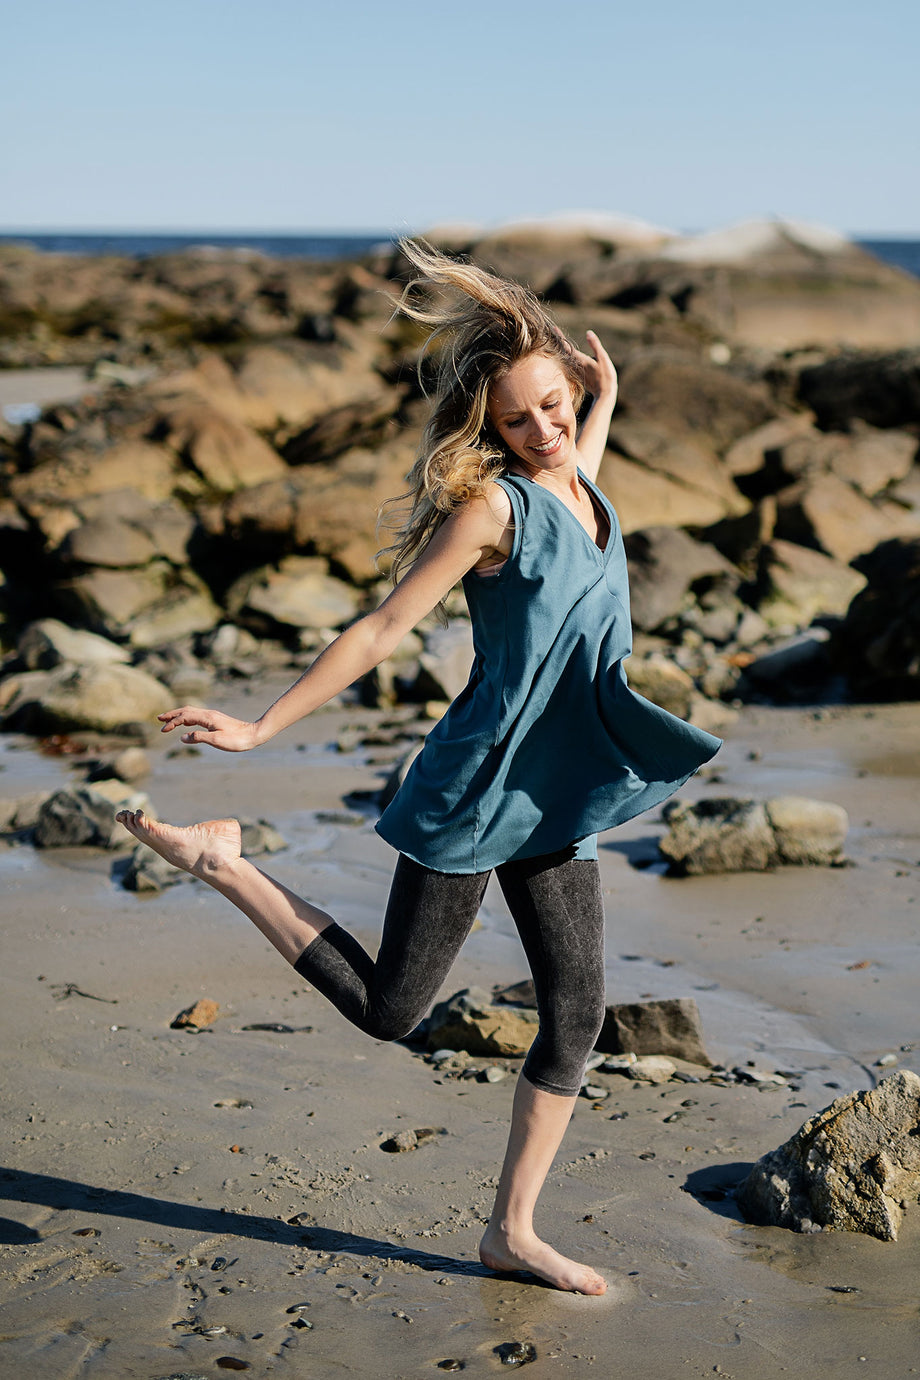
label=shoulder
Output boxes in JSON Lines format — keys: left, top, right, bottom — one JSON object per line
{"left": 447, "top": 480, "right": 513, "bottom": 539}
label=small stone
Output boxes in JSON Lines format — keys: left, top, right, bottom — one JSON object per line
{"left": 627, "top": 1056, "right": 677, "bottom": 1084}
{"left": 285, "top": 1302, "right": 311, "bottom": 1313}
{"left": 216, "top": 1360, "right": 252, "bottom": 1371}
{"left": 171, "top": 998, "right": 220, "bottom": 1030}
{"left": 289, "top": 1317, "right": 313, "bottom": 1329}
{"left": 481, "top": 1066, "right": 508, "bottom": 1083}
{"left": 72, "top": 1226, "right": 99, "bottom": 1237}
{"left": 437, "top": 1362, "right": 465, "bottom": 1373}
{"left": 877, "top": 1053, "right": 898, "bottom": 1067}
{"left": 495, "top": 1341, "right": 537, "bottom": 1367}
{"left": 380, "top": 1129, "right": 418, "bottom": 1153}
{"left": 599, "top": 1053, "right": 638, "bottom": 1073}
{"left": 581, "top": 1085, "right": 608, "bottom": 1100}
{"left": 197, "top": 1325, "right": 227, "bottom": 1336}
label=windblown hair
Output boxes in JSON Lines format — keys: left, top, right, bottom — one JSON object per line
{"left": 379, "top": 238, "right": 584, "bottom": 597}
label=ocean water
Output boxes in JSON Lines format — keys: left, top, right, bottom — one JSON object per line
{"left": 0, "top": 231, "right": 918, "bottom": 278}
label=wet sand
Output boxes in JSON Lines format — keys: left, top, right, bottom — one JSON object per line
{"left": 2, "top": 688, "right": 920, "bottom": 1379}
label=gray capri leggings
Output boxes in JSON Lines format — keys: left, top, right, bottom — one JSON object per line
{"left": 293, "top": 845, "right": 606, "bottom": 1098}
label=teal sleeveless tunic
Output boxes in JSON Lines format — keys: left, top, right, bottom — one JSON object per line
{"left": 376, "top": 471, "right": 721, "bottom": 873}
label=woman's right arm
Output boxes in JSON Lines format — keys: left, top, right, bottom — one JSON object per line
{"left": 157, "top": 488, "right": 511, "bottom": 751}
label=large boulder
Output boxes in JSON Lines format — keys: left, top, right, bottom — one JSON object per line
{"left": 623, "top": 526, "right": 737, "bottom": 632}
{"left": 737, "top": 1071, "right": 920, "bottom": 1240}
{"left": 10, "top": 441, "right": 179, "bottom": 507}
{"left": 227, "top": 555, "right": 361, "bottom": 634}
{"left": 600, "top": 454, "right": 735, "bottom": 533}
{"left": 774, "top": 472, "right": 914, "bottom": 565}
{"left": 17, "top": 619, "right": 130, "bottom": 670}
{"left": 58, "top": 564, "right": 221, "bottom": 644}
{"left": 659, "top": 795, "right": 848, "bottom": 874}
{"left": 835, "top": 537, "right": 920, "bottom": 699}
{"left": 798, "top": 349, "right": 920, "bottom": 430}
{"left": 754, "top": 539, "right": 867, "bottom": 630}
{"left": 616, "top": 354, "right": 774, "bottom": 453}
{"left": 157, "top": 396, "right": 288, "bottom": 493}
{"left": 0, "top": 662, "right": 170, "bottom": 734}
{"left": 608, "top": 418, "right": 750, "bottom": 516}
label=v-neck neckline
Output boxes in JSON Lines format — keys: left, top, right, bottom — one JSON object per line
{"left": 510, "top": 469, "right": 611, "bottom": 557}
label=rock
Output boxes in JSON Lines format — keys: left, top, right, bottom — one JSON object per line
{"left": 492, "top": 978, "right": 537, "bottom": 1008}
{"left": 737, "top": 1070, "right": 920, "bottom": 1240}
{"left": 10, "top": 441, "right": 179, "bottom": 507}
{"left": 171, "top": 998, "right": 220, "bottom": 1030}
{"left": 122, "top": 583, "right": 222, "bottom": 649}
{"left": 755, "top": 539, "right": 867, "bottom": 629}
{"left": 122, "top": 842, "right": 183, "bottom": 893}
{"left": 414, "top": 623, "right": 475, "bottom": 702}
{"left": 228, "top": 555, "right": 360, "bottom": 634}
{"left": 426, "top": 988, "right": 540, "bottom": 1058}
{"left": 17, "top": 619, "right": 131, "bottom": 670}
{"left": 87, "top": 746, "right": 152, "bottom": 783}
{"left": 797, "top": 349, "right": 920, "bottom": 431}
{"left": 59, "top": 516, "right": 159, "bottom": 568}
{"left": 608, "top": 419, "right": 750, "bottom": 516}
{"left": 724, "top": 415, "right": 816, "bottom": 480}
{"left": 158, "top": 396, "right": 288, "bottom": 493}
{"left": 33, "top": 784, "right": 150, "bottom": 849}
{"left": 835, "top": 537, "right": 920, "bottom": 699}
{"left": 625, "top": 654, "right": 695, "bottom": 719}
{"left": 239, "top": 819, "right": 287, "bottom": 855}
{"left": 379, "top": 743, "right": 424, "bottom": 809}
{"left": 775, "top": 471, "right": 913, "bottom": 566}
{"left": 623, "top": 526, "right": 737, "bottom": 632}
{"left": 0, "top": 791, "right": 53, "bottom": 834}
{"left": 597, "top": 998, "right": 711, "bottom": 1066}
{"left": 627, "top": 1056, "right": 677, "bottom": 1084}
{"left": 379, "top": 1126, "right": 445, "bottom": 1153}
{"left": 600, "top": 453, "right": 741, "bottom": 534}
{"left": 765, "top": 796, "right": 850, "bottom": 866}
{"left": 659, "top": 795, "right": 849, "bottom": 873}
{"left": 0, "top": 662, "right": 170, "bottom": 735}
{"left": 826, "top": 426, "right": 916, "bottom": 497}
{"left": 616, "top": 355, "right": 774, "bottom": 453}
{"left": 743, "top": 630, "right": 831, "bottom": 686}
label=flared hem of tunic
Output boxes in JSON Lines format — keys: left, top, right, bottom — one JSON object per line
{"left": 375, "top": 740, "right": 720, "bottom": 875}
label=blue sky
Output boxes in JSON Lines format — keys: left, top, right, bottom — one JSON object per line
{"left": 3, "top": 0, "right": 918, "bottom": 235}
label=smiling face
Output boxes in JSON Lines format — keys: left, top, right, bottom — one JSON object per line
{"left": 487, "top": 353, "right": 579, "bottom": 476}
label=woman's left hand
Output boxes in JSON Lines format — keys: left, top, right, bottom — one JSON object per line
{"left": 568, "top": 330, "right": 618, "bottom": 404}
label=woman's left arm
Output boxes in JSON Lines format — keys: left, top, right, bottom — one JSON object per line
{"left": 571, "top": 330, "right": 618, "bottom": 482}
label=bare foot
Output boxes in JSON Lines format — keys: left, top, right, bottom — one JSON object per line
{"left": 115, "top": 809, "right": 242, "bottom": 880}
{"left": 479, "top": 1225, "right": 607, "bottom": 1295}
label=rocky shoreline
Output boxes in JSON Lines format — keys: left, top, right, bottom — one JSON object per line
{"left": 1, "top": 223, "right": 920, "bottom": 747}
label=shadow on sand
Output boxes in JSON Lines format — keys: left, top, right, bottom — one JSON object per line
{"left": 0, "top": 1164, "right": 495, "bottom": 1279}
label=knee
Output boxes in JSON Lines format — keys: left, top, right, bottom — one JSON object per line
{"left": 358, "top": 1007, "right": 424, "bottom": 1043}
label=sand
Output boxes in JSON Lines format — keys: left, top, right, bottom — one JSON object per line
{"left": 2, "top": 685, "right": 920, "bottom": 1379}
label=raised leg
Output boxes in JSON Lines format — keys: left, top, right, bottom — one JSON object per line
{"left": 115, "top": 810, "right": 489, "bottom": 1038}
{"left": 116, "top": 809, "right": 333, "bottom": 963}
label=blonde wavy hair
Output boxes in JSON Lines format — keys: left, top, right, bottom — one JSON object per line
{"left": 379, "top": 238, "right": 585, "bottom": 597}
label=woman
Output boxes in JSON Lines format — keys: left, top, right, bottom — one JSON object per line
{"left": 117, "top": 240, "right": 720, "bottom": 1296}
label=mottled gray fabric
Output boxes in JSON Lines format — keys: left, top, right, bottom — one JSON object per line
{"left": 294, "top": 848, "right": 605, "bottom": 1097}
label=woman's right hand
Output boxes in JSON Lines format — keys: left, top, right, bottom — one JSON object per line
{"left": 157, "top": 706, "right": 262, "bottom": 752}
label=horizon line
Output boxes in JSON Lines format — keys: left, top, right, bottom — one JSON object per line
{"left": 1, "top": 225, "right": 919, "bottom": 242}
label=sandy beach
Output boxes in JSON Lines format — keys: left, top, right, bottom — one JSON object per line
{"left": 2, "top": 682, "right": 919, "bottom": 1380}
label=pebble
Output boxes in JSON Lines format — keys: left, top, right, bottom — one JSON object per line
{"left": 580, "top": 1085, "right": 608, "bottom": 1099}
{"left": 285, "top": 1302, "right": 311, "bottom": 1313}
{"left": 437, "top": 1362, "right": 465, "bottom": 1372}
{"left": 496, "top": 1341, "right": 537, "bottom": 1367}
{"left": 210, "top": 1257, "right": 229, "bottom": 1271}
{"left": 876, "top": 1053, "right": 898, "bottom": 1067}
{"left": 599, "top": 1053, "right": 637, "bottom": 1072}
{"left": 289, "top": 1317, "right": 313, "bottom": 1330}
{"left": 216, "top": 1362, "right": 252, "bottom": 1373}
{"left": 481, "top": 1066, "right": 508, "bottom": 1083}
